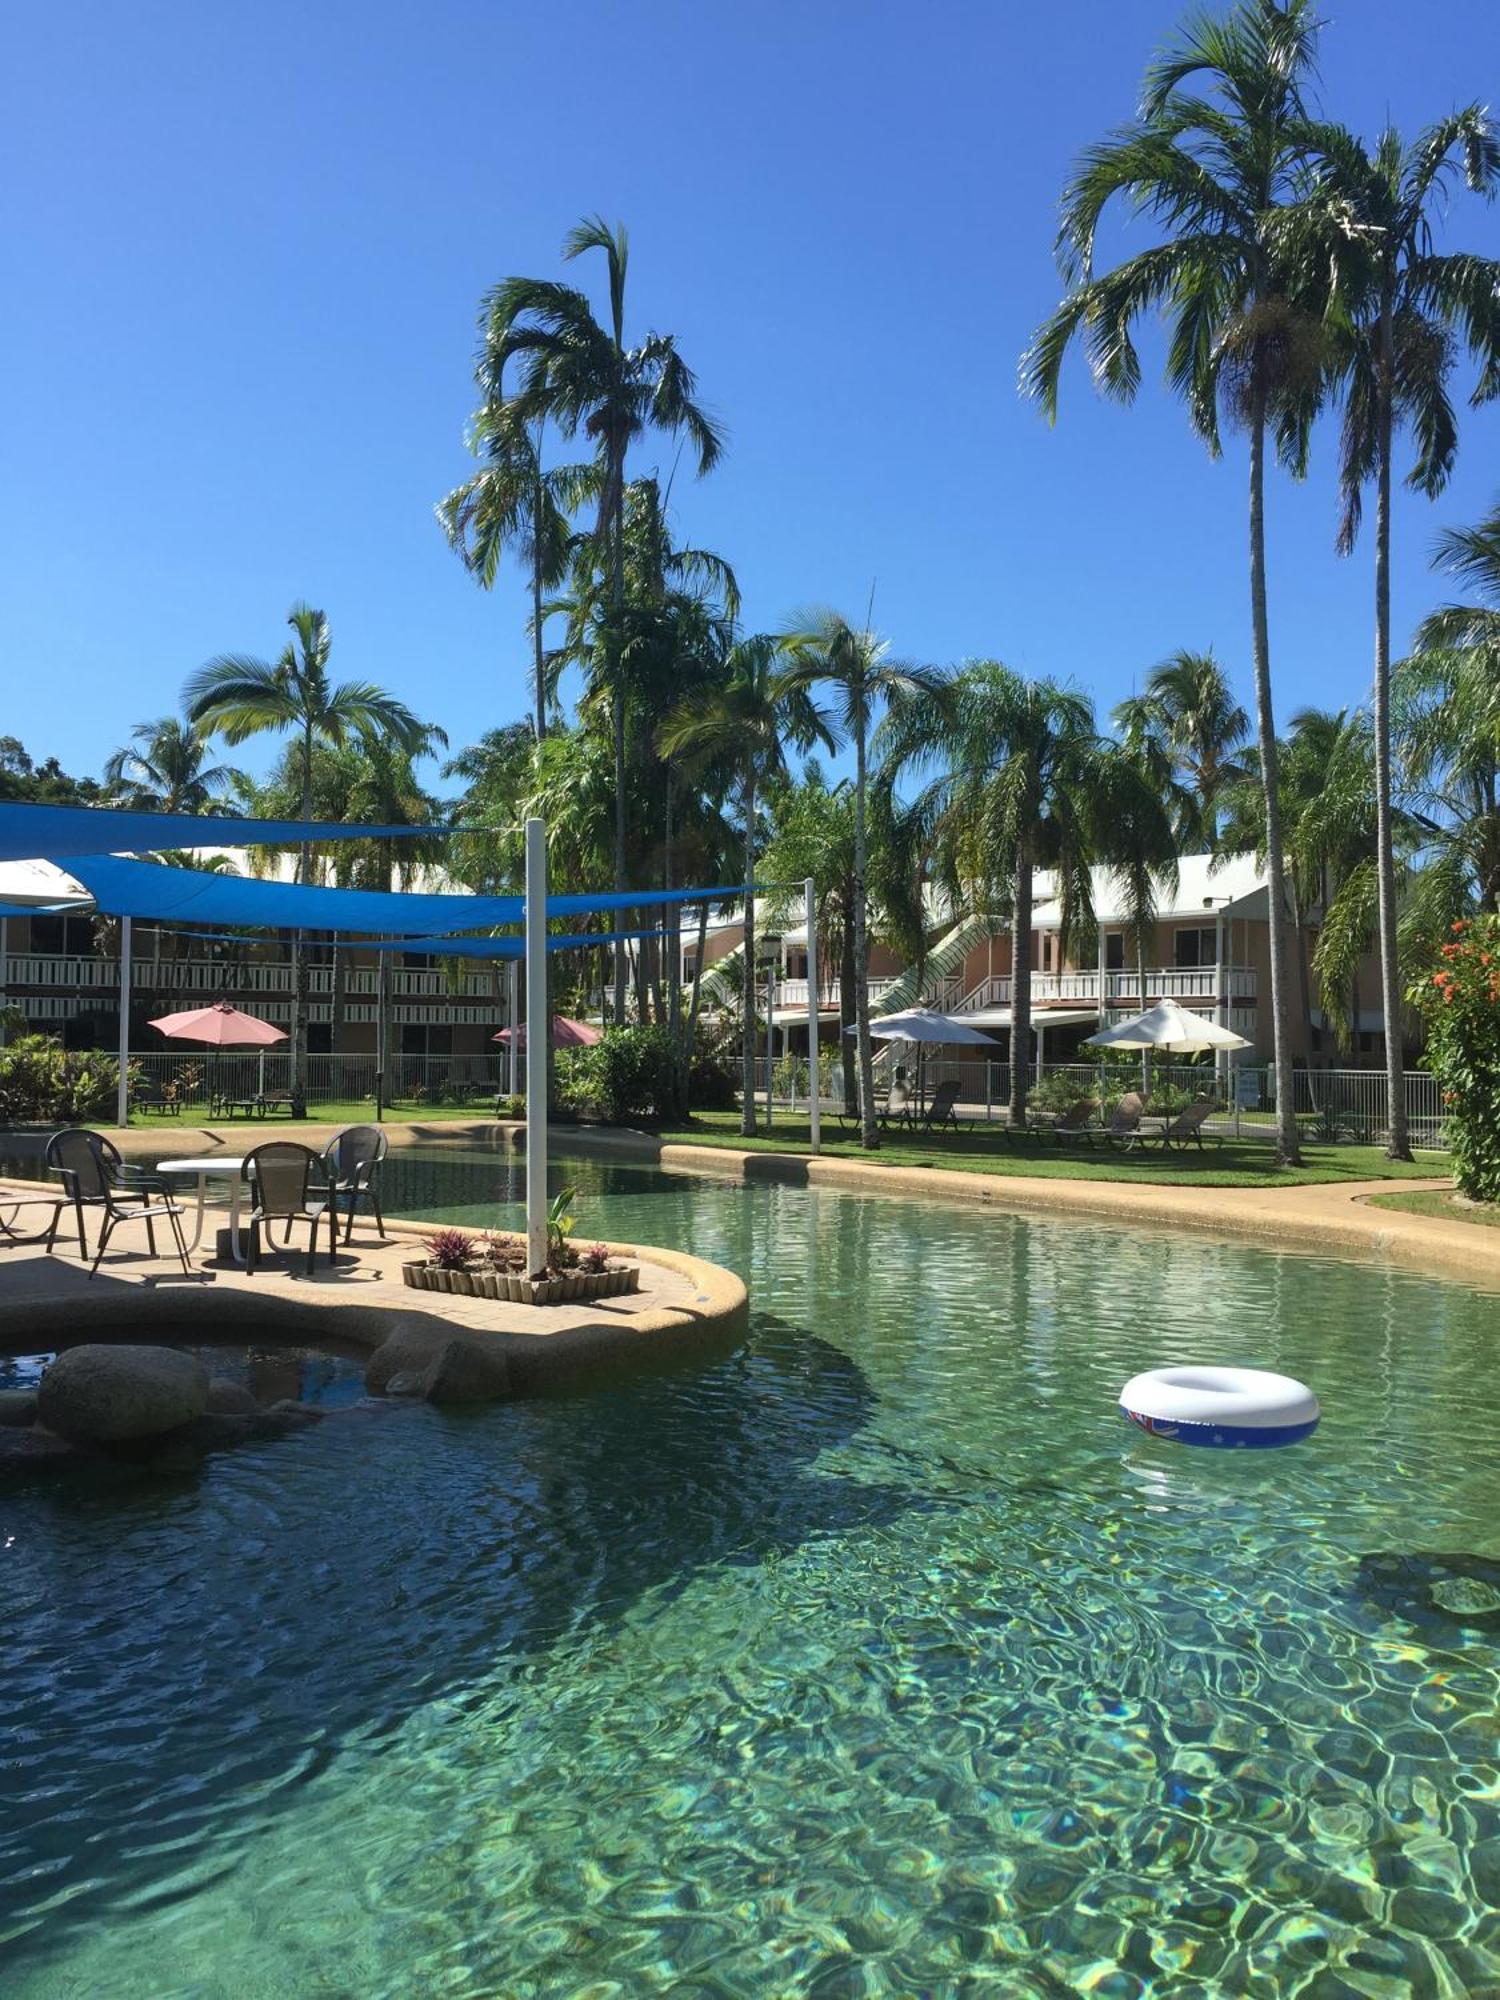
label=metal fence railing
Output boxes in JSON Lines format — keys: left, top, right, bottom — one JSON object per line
{"left": 751, "top": 1056, "right": 1450, "bottom": 1149}
{"left": 124, "top": 1050, "right": 506, "bottom": 1111}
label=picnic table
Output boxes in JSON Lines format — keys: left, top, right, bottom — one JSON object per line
{"left": 208, "top": 1092, "right": 297, "bottom": 1120}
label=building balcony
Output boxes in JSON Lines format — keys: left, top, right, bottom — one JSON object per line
{"left": 773, "top": 974, "right": 914, "bottom": 1012}
{"left": 959, "top": 966, "right": 1257, "bottom": 1010}
{"left": 2, "top": 951, "right": 502, "bottom": 1005}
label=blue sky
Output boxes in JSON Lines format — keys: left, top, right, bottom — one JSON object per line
{"left": 5, "top": 0, "right": 1498, "bottom": 793}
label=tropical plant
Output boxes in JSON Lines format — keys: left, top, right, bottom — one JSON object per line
{"left": 1415, "top": 917, "right": 1500, "bottom": 1201}
{"left": 422, "top": 1227, "right": 478, "bottom": 1271}
{"left": 104, "top": 717, "right": 241, "bottom": 815}
{"left": 1312, "top": 108, "right": 1500, "bottom": 1156}
{"left": 545, "top": 1186, "right": 577, "bottom": 1261}
{"left": 661, "top": 636, "right": 836, "bottom": 1134}
{"left": 479, "top": 217, "right": 725, "bottom": 1015}
{"left": 183, "top": 603, "right": 433, "bottom": 1115}
{"left": 879, "top": 662, "right": 1107, "bottom": 1127}
{"left": 437, "top": 400, "right": 595, "bottom": 742}
{"left": 779, "top": 611, "right": 943, "bottom": 1148}
{"left": 1023, "top": 0, "right": 1327, "bottom": 1166}
{"left": 1112, "top": 651, "right": 1248, "bottom": 846}
{"left": 0, "top": 1034, "right": 124, "bottom": 1124}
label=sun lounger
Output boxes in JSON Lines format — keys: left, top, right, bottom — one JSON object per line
{"left": 1148, "top": 1097, "right": 1222, "bottom": 1150}
{"left": 915, "top": 1080, "right": 970, "bottom": 1133}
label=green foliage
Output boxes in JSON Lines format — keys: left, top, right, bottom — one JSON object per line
{"left": 1028, "top": 1071, "right": 1097, "bottom": 1114}
{"left": 422, "top": 1227, "right": 477, "bottom": 1269}
{"left": 556, "top": 1024, "right": 678, "bottom": 1124}
{"left": 0, "top": 1035, "right": 123, "bottom": 1125}
{"left": 1415, "top": 916, "right": 1500, "bottom": 1200}
{"left": 546, "top": 1187, "right": 577, "bottom": 1262}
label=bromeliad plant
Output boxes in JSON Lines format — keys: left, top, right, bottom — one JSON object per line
{"left": 422, "top": 1227, "right": 478, "bottom": 1270}
{"left": 1415, "top": 917, "right": 1500, "bottom": 1201}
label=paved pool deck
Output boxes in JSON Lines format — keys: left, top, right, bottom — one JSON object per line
{"left": 0, "top": 1183, "right": 748, "bottom": 1393}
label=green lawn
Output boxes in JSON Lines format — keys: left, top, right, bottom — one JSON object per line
{"left": 128, "top": 1097, "right": 494, "bottom": 1130}
{"left": 1366, "top": 1188, "right": 1498, "bottom": 1227}
{"left": 646, "top": 1110, "right": 1449, "bottom": 1188}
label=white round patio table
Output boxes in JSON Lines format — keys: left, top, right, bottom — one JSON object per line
{"left": 155, "top": 1156, "right": 248, "bottom": 1261}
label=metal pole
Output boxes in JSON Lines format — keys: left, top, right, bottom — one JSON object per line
{"left": 374, "top": 937, "right": 386, "bottom": 1122}
{"left": 115, "top": 915, "right": 132, "bottom": 1127}
{"left": 764, "top": 951, "right": 775, "bottom": 1130}
{"left": 507, "top": 960, "right": 520, "bottom": 1099}
{"left": 805, "top": 878, "right": 821, "bottom": 1154}
{"left": 524, "top": 818, "right": 548, "bottom": 1278}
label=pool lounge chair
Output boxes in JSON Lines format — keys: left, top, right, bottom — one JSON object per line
{"left": 1149, "top": 1097, "right": 1222, "bottom": 1150}
{"left": 1096, "top": 1091, "right": 1146, "bottom": 1149}
{"left": 1033, "top": 1099, "right": 1097, "bottom": 1145}
{"left": 916, "top": 1079, "right": 971, "bottom": 1133}
{"left": 837, "top": 1079, "right": 914, "bottom": 1133}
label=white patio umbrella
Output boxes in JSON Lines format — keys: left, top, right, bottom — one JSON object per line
{"left": 1085, "top": 998, "right": 1250, "bottom": 1052}
{"left": 847, "top": 1006, "right": 999, "bottom": 1045}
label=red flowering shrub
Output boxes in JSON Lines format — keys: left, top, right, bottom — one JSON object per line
{"left": 1415, "top": 917, "right": 1500, "bottom": 1201}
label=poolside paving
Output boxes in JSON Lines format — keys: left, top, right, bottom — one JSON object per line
{"left": 0, "top": 1182, "right": 748, "bottom": 1392}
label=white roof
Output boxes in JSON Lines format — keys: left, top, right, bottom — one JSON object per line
{"left": 1033, "top": 852, "right": 1267, "bottom": 930}
{"left": 0, "top": 857, "right": 90, "bottom": 907}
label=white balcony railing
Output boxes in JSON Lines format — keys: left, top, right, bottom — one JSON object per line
{"left": 959, "top": 966, "right": 1257, "bottom": 1010}
{"left": 1, "top": 951, "right": 501, "bottom": 1004}
{"left": 774, "top": 974, "right": 904, "bottom": 1011}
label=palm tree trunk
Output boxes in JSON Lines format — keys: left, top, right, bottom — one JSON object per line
{"left": 532, "top": 469, "right": 548, "bottom": 745}
{"left": 330, "top": 935, "right": 347, "bottom": 1058}
{"left": 839, "top": 911, "right": 858, "bottom": 1109}
{"left": 1372, "top": 295, "right": 1410, "bottom": 1158}
{"left": 740, "top": 762, "right": 757, "bottom": 1137}
{"left": 1008, "top": 838, "right": 1033, "bottom": 1125}
{"left": 1249, "top": 405, "right": 1300, "bottom": 1166}
{"left": 610, "top": 473, "right": 628, "bottom": 1021}
{"left": 687, "top": 902, "right": 708, "bottom": 1045}
{"left": 290, "top": 722, "right": 312, "bottom": 1119}
{"left": 853, "top": 713, "right": 878, "bottom": 1150}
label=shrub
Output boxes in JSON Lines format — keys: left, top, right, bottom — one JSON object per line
{"left": 422, "top": 1227, "right": 477, "bottom": 1269}
{"left": 1028, "top": 1071, "right": 1097, "bottom": 1115}
{"left": 0, "top": 1035, "right": 124, "bottom": 1125}
{"left": 556, "top": 1025, "right": 677, "bottom": 1124}
{"left": 1415, "top": 916, "right": 1500, "bottom": 1200}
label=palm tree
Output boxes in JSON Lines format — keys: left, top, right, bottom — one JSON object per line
{"left": 780, "top": 612, "right": 946, "bottom": 1148}
{"left": 1112, "top": 651, "right": 1249, "bottom": 847}
{"left": 480, "top": 218, "right": 725, "bottom": 1016}
{"left": 184, "top": 603, "right": 433, "bottom": 1117}
{"left": 1023, "top": 0, "right": 1325, "bottom": 1166}
{"left": 1092, "top": 746, "right": 1183, "bottom": 1093}
{"left": 1309, "top": 112, "right": 1500, "bottom": 1157}
{"left": 437, "top": 401, "right": 594, "bottom": 742}
{"left": 661, "top": 636, "right": 835, "bottom": 1136}
{"left": 104, "top": 717, "right": 241, "bottom": 815}
{"left": 879, "top": 662, "right": 1105, "bottom": 1128}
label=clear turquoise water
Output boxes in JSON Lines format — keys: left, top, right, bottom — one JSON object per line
{"left": 6, "top": 1141, "right": 1500, "bottom": 1995}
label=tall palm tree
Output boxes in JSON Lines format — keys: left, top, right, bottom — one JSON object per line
{"left": 480, "top": 218, "right": 725, "bottom": 1015}
{"left": 1023, "top": 0, "right": 1325, "bottom": 1166}
{"left": 184, "top": 603, "right": 432, "bottom": 1117}
{"left": 1309, "top": 111, "right": 1500, "bottom": 1156}
{"left": 879, "top": 662, "right": 1105, "bottom": 1128}
{"left": 104, "top": 716, "right": 241, "bottom": 815}
{"left": 780, "top": 612, "right": 945, "bottom": 1148}
{"left": 437, "top": 402, "right": 595, "bottom": 742}
{"left": 1112, "top": 651, "right": 1249, "bottom": 847}
{"left": 1092, "top": 745, "right": 1183, "bottom": 1093}
{"left": 661, "top": 636, "right": 835, "bottom": 1136}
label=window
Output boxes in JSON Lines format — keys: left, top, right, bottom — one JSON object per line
{"left": 29, "top": 914, "right": 97, "bottom": 955}
{"left": 1173, "top": 927, "right": 1218, "bottom": 969}
{"left": 308, "top": 1022, "right": 332, "bottom": 1054}
{"left": 402, "top": 952, "right": 434, "bottom": 971}
{"left": 1105, "top": 933, "right": 1125, "bottom": 971}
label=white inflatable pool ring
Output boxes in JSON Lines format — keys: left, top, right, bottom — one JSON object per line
{"left": 1120, "top": 1365, "right": 1319, "bottom": 1449}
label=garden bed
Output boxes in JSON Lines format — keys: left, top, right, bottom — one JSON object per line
{"left": 403, "top": 1261, "right": 640, "bottom": 1305}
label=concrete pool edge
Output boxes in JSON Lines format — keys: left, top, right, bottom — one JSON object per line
{"left": 0, "top": 1184, "right": 749, "bottom": 1399}
{"left": 550, "top": 1127, "right": 1492, "bottom": 1291}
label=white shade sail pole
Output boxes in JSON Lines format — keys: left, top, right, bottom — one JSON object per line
{"left": 115, "top": 915, "right": 132, "bottom": 1127}
{"left": 507, "top": 960, "right": 520, "bottom": 1098}
{"left": 525, "top": 818, "right": 548, "bottom": 1277}
{"left": 805, "top": 878, "right": 820, "bottom": 1154}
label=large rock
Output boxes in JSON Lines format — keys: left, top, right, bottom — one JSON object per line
{"left": 367, "top": 1327, "right": 512, "bottom": 1405}
{"left": 0, "top": 1389, "right": 39, "bottom": 1428}
{"left": 205, "top": 1378, "right": 260, "bottom": 1415}
{"left": 38, "top": 1344, "right": 209, "bottom": 1444}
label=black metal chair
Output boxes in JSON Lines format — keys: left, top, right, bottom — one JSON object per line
{"left": 43, "top": 1129, "right": 192, "bottom": 1278}
{"left": 321, "top": 1125, "right": 388, "bottom": 1244}
{"left": 241, "top": 1143, "right": 336, "bottom": 1277}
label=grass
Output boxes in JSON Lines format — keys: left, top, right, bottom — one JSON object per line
{"left": 1366, "top": 1188, "right": 1498, "bottom": 1227}
{"left": 644, "top": 1109, "right": 1449, "bottom": 1188}
{"left": 127, "top": 1098, "right": 493, "bottom": 1130}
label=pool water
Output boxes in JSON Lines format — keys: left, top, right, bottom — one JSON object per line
{"left": 6, "top": 1141, "right": 1500, "bottom": 1995}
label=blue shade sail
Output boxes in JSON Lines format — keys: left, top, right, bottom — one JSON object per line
{"left": 61, "top": 853, "right": 750, "bottom": 935}
{"left": 0, "top": 800, "right": 447, "bottom": 863}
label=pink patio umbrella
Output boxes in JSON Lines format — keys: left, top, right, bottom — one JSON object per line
{"left": 149, "top": 999, "right": 287, "bottom": 1099}
{"left": 491, "top": 1014, "right": 602, "bottom": 1050}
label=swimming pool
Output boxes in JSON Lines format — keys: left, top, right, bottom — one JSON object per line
{"left": 5, "top": 1139, "right": 1500, "bottom": 1994}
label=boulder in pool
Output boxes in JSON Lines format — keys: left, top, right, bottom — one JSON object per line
{"left": 205, "top": 1378, "right": 261, "bottom": 1415}
{"left": 0, "top": 1388, "right": 39, "bottom": 1428}
{"left": 38, "top": 1344, "right": 209, "bottom": 1444}
{"left": 367, "top": 1327, "right": 512, "bottom": 1404}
